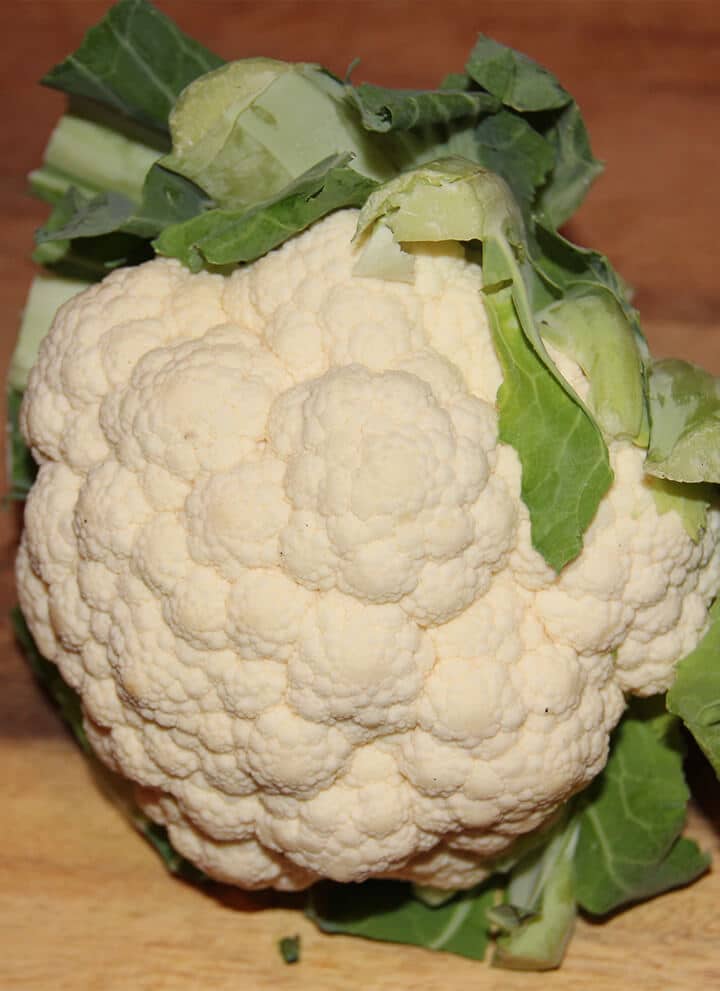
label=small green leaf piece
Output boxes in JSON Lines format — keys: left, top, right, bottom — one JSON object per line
{"left": 645, "top": 359, "right": 720, "bottom": 483}
{"left": 7, "top": 389, "right": 38, "bottom": 500}
{"left": 11, "top": 608, "right": 90, "bottom": 753}
{"left": 531, "top": 225, "right": 641, "bottom": 325}
{"left": 34, "top": 188, "right": 155, "bottom": 278}
{"left": 37, "top": 167, "right": 211, "bottom": 245}
{"left": 647, "top": 477, "right": 712, "bottom": 543}
{"left": 278, "top": 935, "right": 301, "bottom": 964}
{"left": 139, "top": 820, "right": 209, "bottom": 883}
{"left": 37, "top": 191, "right": 137, "bottom": 243}
{"left": 667, "top": 600, "right": 720, "bottom": 776}
{"left": 538, "top": 288, "right": 646, "bottom": 442}
{"left": 466, "top": 36, "right": 570, "bottom": 112}
{"left": 32, "top": 188, "right": 84, "bottom": 267}
{"left": 536, "top": 103, "right": 604, "bottom": 229}
{"left": 125, "top": 166, "right": 212, "bottom": 238}
{"left": 470, "top": 111, "right": 555, "bottom": 220}
{"left": 529, "top": 224, "right": 651, "bottom": 443}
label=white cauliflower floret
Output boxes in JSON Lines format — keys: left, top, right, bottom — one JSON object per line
{"left": 17, "top": 210, "right": 720, "bottom": 892}
{"left": 270, "top": 363, "right": 507, "bottom": 623}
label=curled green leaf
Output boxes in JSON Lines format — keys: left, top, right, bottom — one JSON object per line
{"left": 348, "top": 82, "right": 498, "bottom": 132}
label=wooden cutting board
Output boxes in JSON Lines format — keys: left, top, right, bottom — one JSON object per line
{"left": 2, "top": 3, "right": 720, "bottom": 987}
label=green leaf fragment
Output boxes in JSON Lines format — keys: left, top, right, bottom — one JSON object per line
{"left": 37, "top": 190, "right": 137, "bottom": 243}
{"left": 439, "top": 72, "right": 472, "bottom": 91}
{"left": 306, "top": 880, "right": 495, "bottom": 961}
{"left": 127, "top": 166, "right": 212, "bottom": 238}
{"left": 536, "top": 102, "right": 604, "bottom": 229}
{"left": 34, "top": 188, "right": 155, "bottom": 277}
{"left": 628, "top": 836, "right": 712, "bottom": 901}
{"left": 647, "top": 477, "right": 713, "bottom": 543}
{"left": 667, "top": 599, "right": 720, "bottom": 776}
{"left": 466, "top": 35, "right": 570, "bottom": 112}
{"left": 139, "top": 819, "right": 209, "bottom": 884}
{"left": 42, "top": 0, "right": 224, "bottom": 132}
{"left": 278, "top": 935, "right": 301, "bottom": 964}
{"left": 11, "top": 608, "right": 90, "bottom": 753}
{"left": 471, "top": 110, "right": 555, "bottom": 220}
{"left": 575, "top": 702, "right": 709, "bottom": 915}
{"left": 154, "top": 154, "right": 377, "bottom": 271}
{"left": 538, "top": 288, "right": 646, "bottom": 442}
{"left": 530, "top": 225, "right": 642, "bottom": 334}
{"left": 38, "top": 166, "right": 211, "bottom": 244}
{"left": 646, "top": 359, "right": 720, "bottom": 483}
{"left": 32, "top": 188, "right": 83, "bottom": 267}
{"left": 6, "top": 388, "right": 38, "bottom": 500}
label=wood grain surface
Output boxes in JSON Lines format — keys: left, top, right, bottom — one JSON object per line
{"left": 2, "top": 3, "right": 720, "bottom": 988}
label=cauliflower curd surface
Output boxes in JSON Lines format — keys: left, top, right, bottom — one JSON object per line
{"left": 17, "top": 211, "right": 720, "bottom": 890}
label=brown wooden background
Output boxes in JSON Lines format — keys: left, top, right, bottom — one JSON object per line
{"left": 2, "top": 2, "right": 720, "bottom": 987}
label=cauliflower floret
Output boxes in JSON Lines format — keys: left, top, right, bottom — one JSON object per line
{"left": 17, "top": 210, "right": 720, "bottom": 891}
{"left": 269, "top": 363, "right": 508, "bottom": 624}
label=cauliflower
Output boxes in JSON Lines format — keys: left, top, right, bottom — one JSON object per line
{"left": 17, "top": 210, "right": 720, "bottom": 892}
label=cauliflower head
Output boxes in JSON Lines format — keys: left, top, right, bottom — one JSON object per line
{"left": 17, "top": 211, "right": 720, "bottom": 891}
